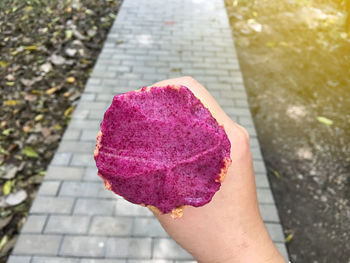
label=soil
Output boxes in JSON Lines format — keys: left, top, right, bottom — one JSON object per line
{"left": 225, "top": 0, "right": 350, "bottom": 262}
{"left": 0, "top": 0, "right": 122, "bottom": 262}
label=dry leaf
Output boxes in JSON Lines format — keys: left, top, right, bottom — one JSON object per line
{"left": 66, "top": 76, "right": 75, "bottom": 83}
{"left": 46, "top": 87, "right": 57, "bottom": 95}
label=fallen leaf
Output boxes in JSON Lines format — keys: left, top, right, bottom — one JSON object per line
{"left": 50, "top": 54, "right": 66, "bottom": 65}
{"left": 0, "top": 61, "right": 8, "bottom": 68}
{"left": 3, "top": 180, "right": 13, "bottom": 195}
{"left": 64, "top": 106, "right": 75, "bottom": 116}
{"left": 46, "top": 87, "right": 57, "bottom": 95}
{"left": 5, "top": 100, "right": 19, "bottom": 106}
{"left": 279, "top": 41, "right": 289, "bottom": 47}
{"left": 340, "top": 32, "right": 348, "bottom": 39}
{"left": 73, "top": 29, "right": 87, "bottom": 40}
{"left": 34, "top": 114, "right": 44, "bottom": 122}
{"left": 24, "top": 93, "right": 37, "bottom": 101}
{"left": 65, "top": 48, "right": 77, "bottom": 57}
{"left": 53, "top": 124, "right": 62, "bottom": 130}
{"left": 272, "top": 169, "right": 281, "bottom": 179}
{"left": 2, "top": 128, "right": 14, "bottom": 136}
{"left": 87, "top": 27, "right": 97, "bottom": 37}
{"left": 1, "top": 166, "right": 18, "bottom": 180}
{"left": 20, "top": 76, "right": 43, "bottom": 86}
{"left": 247, "top": 19, "right": 262, "bottom": 32}
{"left": 265, "top": 41, "right": 276, "bottom": 47}
{"left": 5, "top": 190, "right": 28, "bottom": 206}
{"left": 5, "top": 74, "right": 15, "bottom": 81}
{"left": 65, "top": 29, "right": 73, "bottom": 40}
{"left": 327, "top": 80, "right": 338, "bottom": 87}
{"left": 0, "top": 235, "right": 18, "bottom": 255}
{"left": 6, "top": 82, "right": 15, "bottom": 86}
{"left": 25, "top": 45, "right": 38, "bottom": 51}
{"left": 0, "top": 236, "right": 8, "bottom": 251}
{"left": 317, "top": 116, "right": 333, "bottom": 126}
{"left": 21, "top": 146, "right": 39, "bottom": 158}
{"left": 285, "top": 233, "right": 294, "bottom": 243}
{"left": 66, "top": 76, "right": 75, "bottom": 83}
{"left": 40, "top": 62, "right": 52, "bottom": 73}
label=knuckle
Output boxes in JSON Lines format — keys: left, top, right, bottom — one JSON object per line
{"left": 182, "top": 75, "right": 197, "bottom": 83}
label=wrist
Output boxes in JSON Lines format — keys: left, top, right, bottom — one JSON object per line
{"left": 209, "top": 218, "right": 285, "bottom": 263}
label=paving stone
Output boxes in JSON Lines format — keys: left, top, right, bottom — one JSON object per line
{"left": 89, "top": 216, "right": 133, "bottom": 236}
{"left": 83, "top": 167, "right": 99, "bottom": 181}
{"left": 259, "top": 204, "right": 280, "bottom": 223}
{"left": 13, "top": 234, "right": 62, "bottom": 255}
{"left": 32, "top": 257, "right": 80, "bottom": 263}
{"left": 276, "top": 242, "right": 289, "bottom": 262}
{"left": 62, "top": 129, "right": 81, "bottom": 140}
{"left": 153, "top": 238, "right": 193, "bottom": 260}
{"left": 45, "top": 215, "right": 90, "bottom": 234}
{"left": 30, "top": 196, "right": 74, "bottom": 214}
{"left": 69, "top": 120, "right": 100, "bottom": 130}
{"left": 88, "top": 109, "right": 106, "bottom": 120}
{"left": 128, "top": 261, "right": 172, "bottom": 263}
{"left": 78, "top": 102, "right": 109, "bottom": 110}
{"left": 106, "top": 238, "right": 152, "bottom": 258}
{"left": 115, "top": 199, "right": 153, "bottom": 216}
{"left": 71, "top": 108, "right": 89, "bottom": 120}
{"left": 257, "top": 188, "right": 275, "bottom": 204}
{"left": 7, "top": 255, "right": 32, "bottom": 263}
{"left": 255, "top": 173, "right": 270, "bottom": 188}
{"left": 81, "top": 260, "right": 126, "bottom": 263}
{"left": 74, "top": 198, "right": 115, "bottom": 215}
{"left": 37, "top": 181, "right": 61, "bottom": 196}
{"left": 60, "top": 236, "right": 106, "bottom": 257}
{"left": 21, "top": 215, "right": 47, "bottom": 233}
{"left": 58, "top": 141, "right": 95, "bottom": 153}
{"left": 251, "top": 147, "right": 263, "bottom": 160}
{"left": 81, "top": 130, "right": 100, "bottom": 141}
{"left": 80, "top": 93, "right": 96, "bottom": 101}
{"left": 45, "top": 166, "right": 84, "bottom": 181}
{"left": 266, "top": 223, "right": 285, "bottom": 242}
{"left": 51, "top": 153, "right": 72, "bottom": 166}
{"left": 70, "top": 153, "right": 95, "bottom": 167}
{"left": 133, "top": 218, "right": 168, "bottom": 237}
{"left": 96, "top": 93, "right": 115, "bottom": 102}
{"left": 253, "top": 160, "right": 267, "bottom": 174}
{"left": 59, "top": 182, "right": 100, "bottom": 197}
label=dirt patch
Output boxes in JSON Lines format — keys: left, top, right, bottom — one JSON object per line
{"left": 225, "top": 0, "right": 350, "bottom": 262}
{"left": 0, "top": 0, "right": 122, "bottom": 261}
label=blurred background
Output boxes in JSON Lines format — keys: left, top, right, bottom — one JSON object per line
{"left": 225, "top": 0, "right": 350, "bottom": 262}
{"left": 0, "top": 0, "right": 122, "bottom": 262}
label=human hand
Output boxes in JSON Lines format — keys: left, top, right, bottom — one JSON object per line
{"left": 148, "top": 77, "right": 285, "bottom": 263}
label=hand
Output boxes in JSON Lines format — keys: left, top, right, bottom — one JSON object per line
{"left": 148, "top": 77, "right": 285, "bottom": 263}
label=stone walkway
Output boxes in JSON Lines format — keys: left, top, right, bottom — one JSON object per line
{"left": 9, "top": 0, "right": 288, "bottom": 262}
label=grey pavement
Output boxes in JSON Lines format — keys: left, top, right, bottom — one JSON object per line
{"left": 9, "top": 0, "right": 289, "bottom": 262}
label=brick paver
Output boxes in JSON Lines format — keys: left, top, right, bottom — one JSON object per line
{"left": 9, "top": 0, "right": 289, "bottom": 262}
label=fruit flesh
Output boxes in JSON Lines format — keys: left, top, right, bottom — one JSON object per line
{"left": 94, "top": 85, "right": 231, "bottom": 214}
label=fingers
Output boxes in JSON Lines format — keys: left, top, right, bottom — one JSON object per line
{"left": 149, "top": 76, "right": 234, "bottom": 126}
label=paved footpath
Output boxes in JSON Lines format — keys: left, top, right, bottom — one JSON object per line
{"left": 9, "top": 0, "right": 289, "bottom": 262}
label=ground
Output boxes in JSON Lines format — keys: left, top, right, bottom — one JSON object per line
{"left": 225, "top": 0, "right": 350, "bottom": 262}
{"left": 0, "top": 0, "right": 122, "bottom": 261}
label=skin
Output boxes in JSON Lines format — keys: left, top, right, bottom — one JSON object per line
{"left": 148, "top": 77, "right": 286, "bottom": 263}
